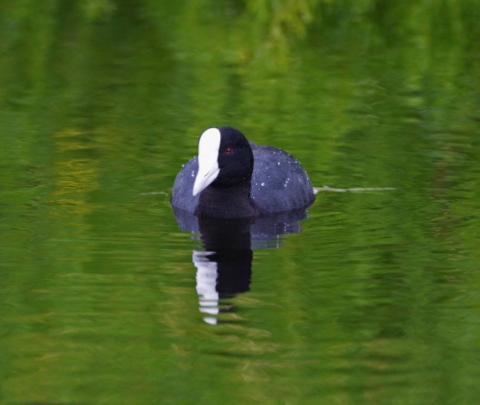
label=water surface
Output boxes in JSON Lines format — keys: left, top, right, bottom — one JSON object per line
{"left": 1, "top": 1, "right": 480, "bottom": 404}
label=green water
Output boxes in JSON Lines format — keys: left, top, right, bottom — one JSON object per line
{"left": 1, "top": 1, "right": 480, "bottom": 404}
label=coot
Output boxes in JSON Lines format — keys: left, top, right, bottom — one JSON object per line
{"left": 171, "top": 127, "right": 315, "bottom": 218}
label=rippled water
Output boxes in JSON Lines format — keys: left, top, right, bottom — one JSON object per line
{"left": 1, "top": 2, "right": 480, "bottom": 404}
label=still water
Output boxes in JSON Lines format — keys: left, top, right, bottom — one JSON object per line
{"left": 1, "top": 1, "right": 480, "bottom": 404}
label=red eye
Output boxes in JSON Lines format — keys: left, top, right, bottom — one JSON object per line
{"left": 224, "top": 146, "right": 233, "bottom": 154}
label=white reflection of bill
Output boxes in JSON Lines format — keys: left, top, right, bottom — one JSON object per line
{"left": 193, "top": 250, "right": 219, "bottom": 325}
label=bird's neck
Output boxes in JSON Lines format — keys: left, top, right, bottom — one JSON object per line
{"left": 195, "top": 181, "right": 259, "bottom": 219}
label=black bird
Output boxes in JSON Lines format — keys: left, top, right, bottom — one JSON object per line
{"left": 171, "top": 127, "right": 315, "bottom": 219}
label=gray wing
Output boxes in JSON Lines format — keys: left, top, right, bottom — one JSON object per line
{"left": 251, "top": 145, "right": 315, "bottom": 214}
{"left": 171, "top": 156, "right": 200, "bottom": 214}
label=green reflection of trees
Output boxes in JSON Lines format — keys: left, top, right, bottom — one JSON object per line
{"left": 2, "top": 0, "right": 479, "bottom": 69}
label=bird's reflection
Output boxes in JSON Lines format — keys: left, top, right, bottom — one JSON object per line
{"left": 173, "top": 208, "right": 309, "bottom": 325}
{"left": 193, "top": 217, "right": 253, "bottom": 324}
